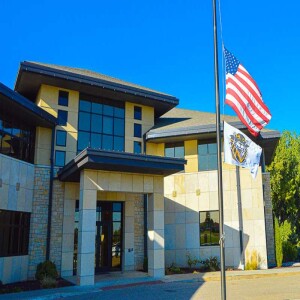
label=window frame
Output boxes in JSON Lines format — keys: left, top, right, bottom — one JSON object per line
{"left": 56, "top": 130, "right": 67, "bottom": 147}
{"left": 57, "top": 110, "right": 68, "bottom": 126}
{"left": 199, "top": 210, "right": 220, "bottom": 247}
{"left": 134, "top": 123, "right": 142, "bottom": 138}
{"left": 55, "top": 150, "right": 66, "bottom": 167}
{"left": 58, "top": 90, "right": 69, "bottom": 107}
{"left": 77, "top": 96, "right": 125, "bottom": 152}
{"left": 198, "top": 141, "right": 218, "bottom": 171}
{"left": 134, "top": 106, "right": 142, "bottom": 120}
{"left": 164, "top": 142, "right": 185, "bottom": 159}
{"left": 0, "top": 209, "right": 31, "bottom": 257}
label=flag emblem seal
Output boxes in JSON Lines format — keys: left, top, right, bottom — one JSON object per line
{"left": 229, "top": 133, "right": 249, "bottom": 164}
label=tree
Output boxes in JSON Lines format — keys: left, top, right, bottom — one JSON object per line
{"left": 267, "top": 131, "right": 300, "bottom": 237}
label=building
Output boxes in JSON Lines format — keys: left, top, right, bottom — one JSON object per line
{"left": 0, "top": 62, "right": 280, "bottom": 285}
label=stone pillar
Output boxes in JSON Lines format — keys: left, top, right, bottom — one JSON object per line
{"left": 147, "top": 192, "right": 165, "bottom": 278}
{"left": 61, "top": 183, "right": 78, "bottom": 277}
{"left": 77, "top": 170, "right": 97, "bottom": 286}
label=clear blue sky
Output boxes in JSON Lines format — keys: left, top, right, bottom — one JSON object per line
{"left": 1, "top": 0, "right": 299, "bottom": 133}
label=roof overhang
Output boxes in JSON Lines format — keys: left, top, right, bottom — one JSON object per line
{"left": 57, "top": 148, "right": 186, "bottom": 182}
{"left": 146, "top": 121, "right": 281, "bottom": 165}
{"left": 0, "top": 82, "right": 57, "bottom": 128}
{"left": 15, "top": 62, "right": 179, "bottom": 118}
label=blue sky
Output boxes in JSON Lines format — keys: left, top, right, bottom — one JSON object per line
{"left": 1, "top": 0, "right": 299, "bottom": 133}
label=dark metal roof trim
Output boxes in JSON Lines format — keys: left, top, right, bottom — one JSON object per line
{"left": 0, "top": 82, "right": 57, "bottom": 127}
{"left": 57, "top": 148, "right": 186, "bottom": 182}
{"left": 17, "top": 62, "right": 179, "bottom": 105}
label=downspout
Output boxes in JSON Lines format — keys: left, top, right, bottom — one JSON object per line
{"left": 46, "top": 126, "right": 55, "bottom": 261}
{"left": 143, "top": 194, "right": 148, "bottom": 267}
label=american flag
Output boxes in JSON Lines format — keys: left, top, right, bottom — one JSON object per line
{"left": 224, "top": 48, "right": 272, "bottom": 137}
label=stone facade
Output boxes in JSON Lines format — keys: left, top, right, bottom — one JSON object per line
{"left": 262, "top": 172, "right": 276, "bottom": 266}
{"left": 164, "top": 165, "right": 268, "bottom": 269}
{"left": 49, "top": 178, "right": 65, "bottom": 274}
{"left": 0, "top": 154, "right": 34, "bottom": 284}
{"left": 28, "top": 165, "right": 50, "bottom": 278}
{"left": 134, "top": 195, "right": 144, "bottom": 270}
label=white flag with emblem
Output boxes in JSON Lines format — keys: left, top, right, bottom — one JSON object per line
{"left": 223, "top": 121, "right": 262, "bottom": 178}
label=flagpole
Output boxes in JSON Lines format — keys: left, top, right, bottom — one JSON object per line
{"left": 212, "top": 0, "right": 226, "bottom": 299}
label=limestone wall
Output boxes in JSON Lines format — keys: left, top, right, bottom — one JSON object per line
{"left": 164, "top": 165, "right": 268, "bottom": 270}
{"left": 0, "top": 154, "right": 34, "bottom": 283}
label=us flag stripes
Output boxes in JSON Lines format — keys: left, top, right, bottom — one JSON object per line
{"left": 224, "top": 48, "right": 272, "bottom": 137}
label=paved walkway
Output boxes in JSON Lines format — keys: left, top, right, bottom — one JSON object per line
{"left": 1, "top": 267, "right": 300, "bottom": 300}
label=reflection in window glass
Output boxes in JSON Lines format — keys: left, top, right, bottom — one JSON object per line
{"left": 134, "top": 141, "right": 142, "bottom": 154}
{"left": 134, "top": 123, "right": 142, "bottom": 138}
{"left": 198, "top": 142, "right": 218, "bottom": 171}
{"left": 77, "top": 97, "right": 125, "bottom": 152}
{"left": 165, "top": 143, "right": 184, "bottom": 158}
{"left": 134, "top": 106, "right": 142, "bottom": 120}
{"left": 56, "top": 130, "right": 67, "bottom": 146}
{"left": 0, "top": 210, "right": 30, "bottom": 257}
{"left": 57, "top": 110, "right": 68, "bottom": 126}
{"left": 55, "top": 150, "right": 65, "bottom": 167}
{"left": 58, "top": 91, "right": 69, "bottom": 106}
{"left": 199, "top": 211, "right": 219, "bottom": 246}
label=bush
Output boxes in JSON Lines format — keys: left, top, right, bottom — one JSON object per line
{"left": 40, "top": 276, "right": 57, "bottom": 289}
{"left": 186, "top": 252, "right": 200, "bottom": 269}
{"left": 274, "top": 217, "right": 283, "bottom": 267}
{"left": 245, "top": 250, "right": 261, "bottom": 270}
{"left": 167, "top": 263, "right": 181, "bottom": 274}
{"left": 35, "top": 261, "right": 58, "bottom": 281}
{"left": 282, "top": 241, "right": 298, "bottom": 262}
{"left": 200, "top": 257, "right": 220, "bottom": 271}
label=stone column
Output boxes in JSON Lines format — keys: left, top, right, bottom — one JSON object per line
{"left": 147, "top": 192, "right": 165, "bottom": 278}
{"left": 77, "top": 170, "right": 97, "bottom": 286}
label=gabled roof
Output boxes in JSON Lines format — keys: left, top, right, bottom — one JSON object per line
{"left": 0, "top": 82, "right": 57, "bottom": 128}
{"left": 15, "top": 61, "right": 178, "bottom": 117}
{"left": 146, "top": 107, "right": 281, "bottom": 165}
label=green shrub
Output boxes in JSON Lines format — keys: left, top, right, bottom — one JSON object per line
{"left": 167, "top": 263, "right": 181, "bottom": 274}
{"left": 200, "top": 256, "right": 220, "bottom": 271}
{"left": 274, "top": 217, "right": 283, "bottom": 267}
{"left": 186, "top": 252, "right": 200, "bottom": 269}
{"left": 40, "top": 276, "right": 57, "bottom": 289}
{"left": 282, "top": 241, "right": 298, "bottom": 262}
{"left": 35, "top": 261, "right": 58, "bottom": 281}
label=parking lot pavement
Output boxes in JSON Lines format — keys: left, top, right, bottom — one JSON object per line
{"left": 1, "top": 267, "right": 300, "bottom": 300}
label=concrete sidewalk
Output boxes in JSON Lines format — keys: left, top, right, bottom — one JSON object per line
{"left": 1, "top": 267, "right": 300, "bottom": 300}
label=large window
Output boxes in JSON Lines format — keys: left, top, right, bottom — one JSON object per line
{"left": 0, "top": 210, "right": 30, "bottom": 257}
{"left": 0, "top": 116, "right": 35, "bottom": 163}
{"left": 165, "top": 142, "right": 184, "bottom": 158}
{"left": 77, "top": 96, "right": 125, "bottom": 152}
{"left": 199, "top": 211, "right": 219, "bottom": 246}
{"left": 198, "top": 142, "right": 217, "bottom": 171}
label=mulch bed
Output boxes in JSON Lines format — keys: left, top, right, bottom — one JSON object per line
{"left": 0, "top": 278, "right": 74, "bottom": 294}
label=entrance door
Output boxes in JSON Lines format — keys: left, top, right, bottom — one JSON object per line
{"left": 95, "top": 201, "right": 123, "bottom": 273}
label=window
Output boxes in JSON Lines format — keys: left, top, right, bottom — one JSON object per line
{"left": 165, "top": 142, "right": 184, "bottom": 158}
{"left": 55, "top": 150, "right": 65, "bottom": 167}
{"left": 199, "top": 211, "right": 219, "bottom": 246}
{"left": 77, "top": 96, "right": 125, "bottom": 152}
{"left": 198, "top": 142, "right": 217, "bottom": 171}
{"left": 0, "top": 115, "right": 35, "bottom": 163}
{"left": 134, "top": 141, "right": 142, "bottom": 154}
{"left": 58, "top": 91, "right": 69, "bottom": 106}
{"left": 134, "top": 123, "right": 142, "bottom": 138}
{"left": 56, "top": 130, "right": 67, "bottom": 146}
{"left": 0, "top": 210, "right": 30, "bottom": 257}
{"left": 57, "top": 110, "right": 68, "bottom": 126}
{"left": 134, "top": 106, "right": 142, "bottom": 120}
